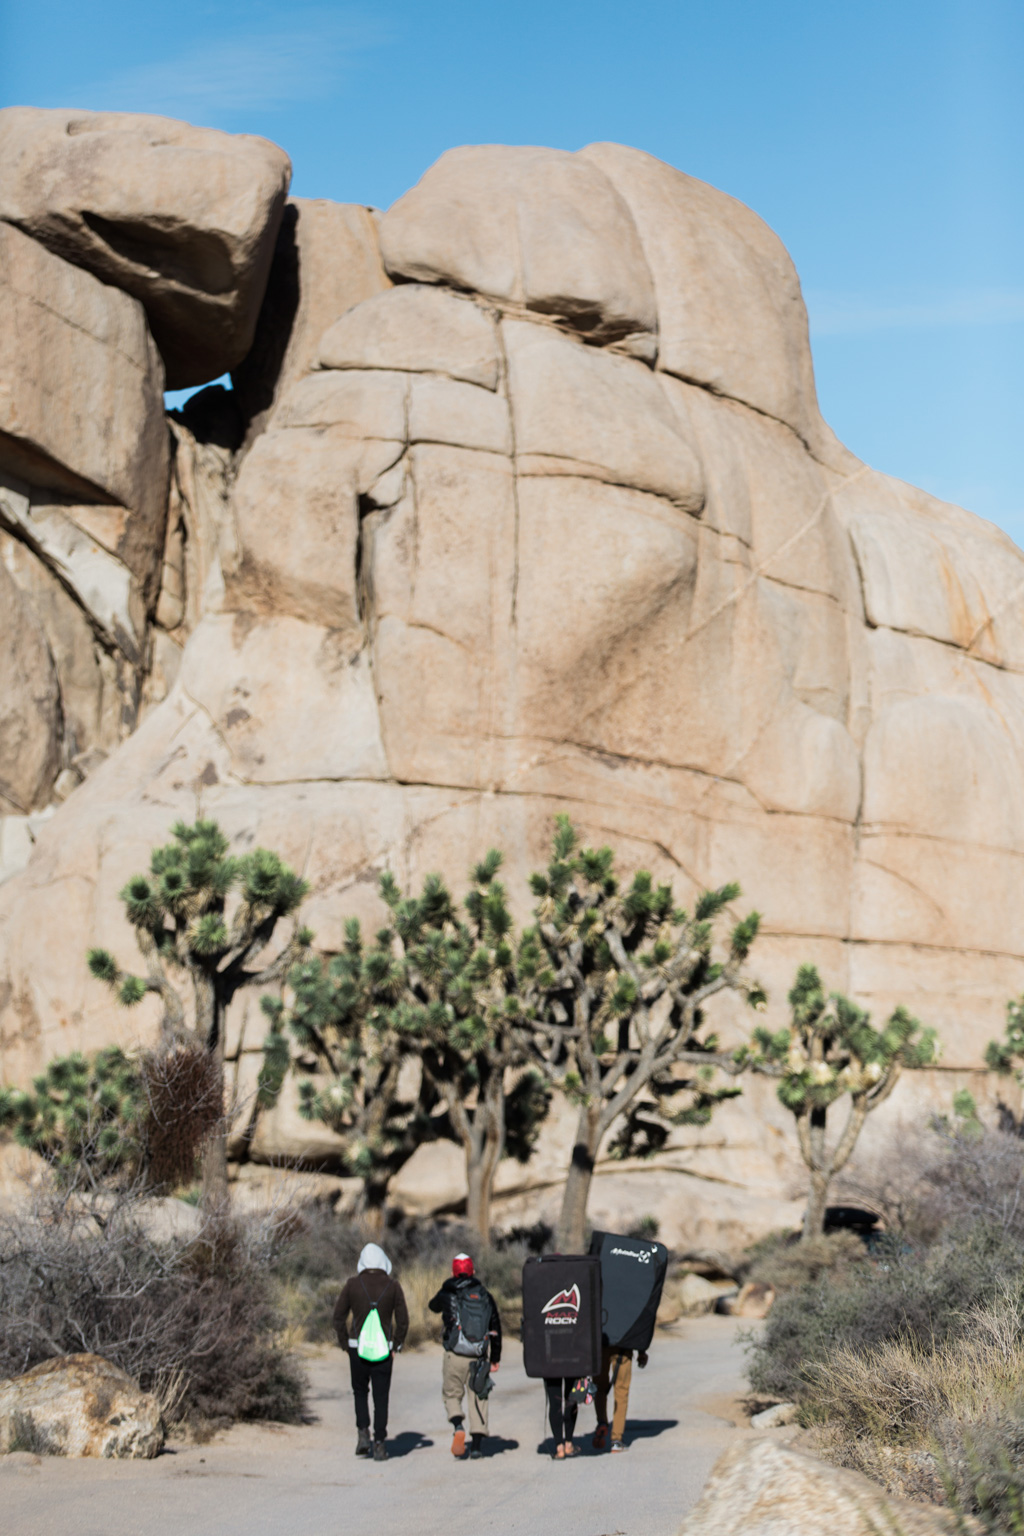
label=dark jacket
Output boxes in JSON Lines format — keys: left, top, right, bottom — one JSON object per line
{"left": 428, "top": 1274, "right": 502, "bottom": 1363}
{"left": 334, "top": 1269, "right": 409, "bottom": 1352}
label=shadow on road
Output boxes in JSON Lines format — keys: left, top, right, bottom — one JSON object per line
{"left": 480, "top": 1436, "right": 520, "bottom": 1456}
{"left": 387, "top": 1432, "right": 435, "bottom": 1458}
{"left": 624, "top": 1419, "right": 679, "bottom": 1442}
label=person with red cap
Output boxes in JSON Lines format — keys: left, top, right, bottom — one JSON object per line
{"left": 428, "top": 1253, "right": 502, "bottom": 1459}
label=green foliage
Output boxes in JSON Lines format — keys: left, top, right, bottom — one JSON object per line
{"left": 738, "top": 963, "right": 936, "bottom": 1119}
{"left": 985, "top": 993, "right": 1024, "bottom": 1078}
{"left": 525, "top": 816, "right": 761, "bottom": 1180}
{"left": 0, "top": 1046, "right": 144, "bottom": 1180}
{"left": 735, "top": 963, "right": 936, "bottom": 1237}
{"left": 87, "top": 819, "right": 311, "bottom": 1056}
{"left": 258, "top": 849, "right": 554, "bottom": 1208}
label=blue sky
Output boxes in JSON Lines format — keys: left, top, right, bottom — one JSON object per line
{"left": 4, "top": 0, "right": 1023, "bottom": 541}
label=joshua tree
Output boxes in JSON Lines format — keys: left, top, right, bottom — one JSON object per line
{"left": 985, "top": 994, "right": 1024, "bottom": 1086}
{"left": 259, "top": 854, "right": 551, "bottom": 1238}
{"left": 523, "top": 817, "right": 763, "bottom": 1253}
{"left": 739, "top": 963, "right": 937, "bottom": 1239}
{"left": 256, "top": 929, "right": 445, "bottom": 1223}
{"left": 87, "top": 819, "right": 310, "bottom": 1205}
{"left": 0, "top": 1046, "right": 144, "bottom": 1187}
{"left": 378, "top": 853, "right": 551, "bottom": 1239}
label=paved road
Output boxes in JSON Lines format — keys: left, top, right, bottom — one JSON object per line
{"left": 3, "top": 1317, "right": 752, "bottom": 1536}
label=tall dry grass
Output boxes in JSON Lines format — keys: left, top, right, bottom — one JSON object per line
{"left": 806, "top": 1294, "right": 1024, "bottom": 1521}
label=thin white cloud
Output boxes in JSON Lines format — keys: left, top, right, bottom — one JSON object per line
{"left": 48, "top": 9, "right": 387, "bottom": 116}
{"left": 807, "top": 287, "right": 1024, "bottom": 337}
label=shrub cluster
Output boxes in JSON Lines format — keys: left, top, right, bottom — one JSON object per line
{"left": 0, "top": 1189, "right": 307, "bottom": 1432}
{"left": 746, "top": 1122, "right": 1024, "bottom": 1531}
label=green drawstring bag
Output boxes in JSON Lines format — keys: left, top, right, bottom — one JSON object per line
{"left": 357, "top": 1277, "right": 392, "bottom": 1362}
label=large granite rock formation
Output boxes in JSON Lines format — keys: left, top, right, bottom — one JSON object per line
{"left": 0, "top": 109, "right": 291, "bottom": 388}
{"left": 0, "top": 117, "right": 1020, "bottom": 1244}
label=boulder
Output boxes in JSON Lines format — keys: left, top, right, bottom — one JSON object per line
{"left": 0, "top": 221, "right": 168, "bottom": 542}
{"left": 319, "top": 284, "right": 500, "bottom": 389}
{"left": 378, "top": 145, "right": 657, "bottom": 347}
{"left": 678, "top": 1438, "right": 965, "bottom": 1536}
{"left": 0, "top": 560, "right": 62, "bottom": 813}
{"left": 749, "top": 1401, "right": 798, "bottom": 1429}
{"left": 503, "top": 318, "right": 704, "bottom": 509}
{"left": 0, "top": 1354, "right": 163, "bottom": 1459}
{"left": 231, "top": 197, "right": 390, "bottom": 440}
{"left": 717, "top": 1281, "right": 776, "bottom": 1318}
{"left": 0, "top": 107, "right": 291, "bottom": 387}
{"left": 665, "top": 1273, "right": 727, "bottom": 1319}
{"left": 580, "top": 142, "right": 841, "bottom": 461}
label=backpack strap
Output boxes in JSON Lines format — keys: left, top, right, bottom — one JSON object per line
{"left": 359, "top": 1273, "right": 395, "bottom": 1339}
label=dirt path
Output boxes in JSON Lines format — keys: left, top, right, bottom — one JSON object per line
{"left": 3, "top": 1317, "right": 753, "bottom": 1536}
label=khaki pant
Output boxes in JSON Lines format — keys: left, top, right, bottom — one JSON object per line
{"left": 594, "top": 1348, "right": 632, "bottom": 1441}
{"left": 442, "top": 1350, "right": 489, "bottom": 1434}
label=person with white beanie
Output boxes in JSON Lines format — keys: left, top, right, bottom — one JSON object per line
{"left": 333, "top": 1242, "right": 409, "bottom": 1461}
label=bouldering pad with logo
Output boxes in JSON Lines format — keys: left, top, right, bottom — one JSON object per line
{"left": 589, "top": 1230, "right": 668, "bottom": 1352}
{"left": 521, "top": 1254, "right": 602, "bottom": 1378}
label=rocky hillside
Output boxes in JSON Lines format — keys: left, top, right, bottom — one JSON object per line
{"left": 1, "top": 112, "right": 1020, "bottom": 1243}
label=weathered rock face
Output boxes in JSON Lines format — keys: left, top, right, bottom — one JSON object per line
{"left": 678, "top": 1438, "right": 962, "bottom": 1536}
{"left": 0, "top": 108, "right": 291, "bottom": 388}
{"left": 0, "top": 1354, "right": 163, "bottom": 1458}
{"left": 1, "top": 128, "right": 1023, "bottom": 1245}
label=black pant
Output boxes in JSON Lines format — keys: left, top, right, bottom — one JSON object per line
{"left": 348, "top": 1348, "right": 393, "bottom": 1441}
{"left": 544, "top": 1377, "right": 578, "bottom": 1444}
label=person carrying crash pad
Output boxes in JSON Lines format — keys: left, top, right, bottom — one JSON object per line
{"left": 333, "top": 1242, "right": 409, "bottom": 1462}
{"left": 589, "top": 1230, "right": 668, "bottom": 1453}
{"left": 428, "top": 1252, "right": 502, "bottom": 1459}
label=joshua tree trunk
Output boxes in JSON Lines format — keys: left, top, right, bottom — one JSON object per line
{"left": 199, "top": 1010, "right": 230, "bottom": 1211}
{"left": 802, "top": 1166, "right": 831, "bottom": 1239}
{"left": 455, "top": 1070, "right": 505, "bottom": 1244}
{"left": 556, "top": 1105, "right": 603, "bottom": 1252}
{"left": 194, "top": 983, "right": 228, "bottom": 1210}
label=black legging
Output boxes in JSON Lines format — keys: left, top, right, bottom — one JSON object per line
{"left": 544, "top": 1377, "right": 578, "bottom": 1444}
{"left": 348, "top": 1348, "right": 393, "bottom": 1441}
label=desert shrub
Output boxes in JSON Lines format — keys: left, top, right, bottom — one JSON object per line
{"left": 742, "top": 1229, "right": 866, "bottom": 1293}
{"left": 837, "top": 1117, "right": 1024, "bottom": 1248}
{"left": 747, "top": 1221, "right": 1024, "bottom": 1401}
{"left": 0, "top": 1190, "right": 307, "bottom": 1431}
{"left": 803, "top": 1296, "right": 1024, "bottom": 1527}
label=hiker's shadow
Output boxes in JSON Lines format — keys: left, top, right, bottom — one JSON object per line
{"left": 388, "top": 1432, "right": 434, "bottom": 1458}
{"left": 624, "top": 1419, "right": 679, "bottom": 1442}
{"left": 482, "top": 1437, "right": 519, "bottom": 1457}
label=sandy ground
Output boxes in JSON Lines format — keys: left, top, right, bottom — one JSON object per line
{"left": 2, "top": 1317, "right": 756, "bottom": 1536}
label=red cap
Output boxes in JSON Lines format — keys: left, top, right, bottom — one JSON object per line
{"left": 452, "top": 1252, "right": 474, "bottom": 1277}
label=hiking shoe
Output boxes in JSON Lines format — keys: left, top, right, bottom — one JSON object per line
{"left": 451, "top": 1428, "right": 466, "bottom": 1458}
{"left": 469, "top": 1447, "right": 484, "bottom": 1459}
{"left": 355, "top": 1427, "right": 372, "bottom": 1456}
{"left": 372, "top": 1440, "right": 388, "bottom": 1461}
{"left": 592, "top": 1423, "right": 609, "bottom": 1451}
{"left": 610, "top": 1440, "right": 627, "bottom": 1453}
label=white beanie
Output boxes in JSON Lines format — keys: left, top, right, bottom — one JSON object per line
{"left": 357, "top": 1242, "right": 392, "bottom": 1275}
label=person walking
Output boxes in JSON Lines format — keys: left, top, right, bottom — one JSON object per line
{"left": 544, "top": 1377, "right": 579, "bottom": 1459}
{"left": 428, "top": 1253, "right": 501, "bottom": 1460}
{"left": 592, "top": 1347, "right": 647, "bottom": 1452}
{"left": 333, "top": 1241, "right": 409, "bottom": 1462}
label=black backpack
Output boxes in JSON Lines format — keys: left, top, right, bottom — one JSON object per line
{"left": 450, "top": 1280, "right": 492, "bottom": 1358}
